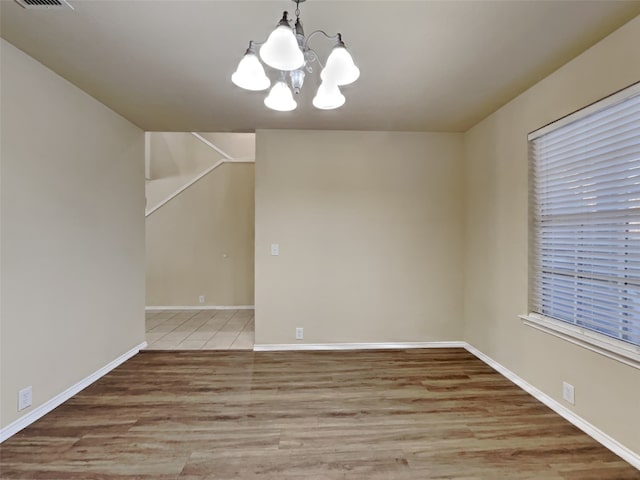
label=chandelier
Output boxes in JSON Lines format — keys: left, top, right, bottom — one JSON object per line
{"left": 231, "top": 0, "right": 360, "bottom": 111}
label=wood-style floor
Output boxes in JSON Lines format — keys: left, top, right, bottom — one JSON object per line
{"left": 1, "top": 349, "right": 638, "bottom": 479}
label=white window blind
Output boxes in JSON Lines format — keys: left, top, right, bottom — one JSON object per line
{"left": 529, "top": 84, "right": 640, "bottom": 350}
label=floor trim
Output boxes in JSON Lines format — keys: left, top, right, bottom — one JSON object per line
{"left": 0, "top": 341, "right": 147, "bottom": 443}
{"left": 464, "top": 343, "right": 640, "bottom": 470}
{"left": 146, "top": 306, "right": 254, "bottom": 311}
{"left": 253, "top": 341, "right": 466, "bottom": 351}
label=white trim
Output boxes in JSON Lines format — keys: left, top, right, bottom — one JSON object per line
{"left": 253, "top": 342, "right": 466, "bottom": 352}
{"left": 528, "top": 81, "right": 640, "bottom": 140}
{"left": 520, "top": 314, "right": 640, "bottom": 370}
{"left": 146, "top": 305, "right": 254, "bottom": 311}
{"left": 191, "top": 132, "right": 233, "bottom": 160}
{"left": 145, "top": 158, "right": 255, "bottom": 217}
{"left": 145, "top": 159, "right": 223, "bottom": 216}
{"left": 464, "top": 343, "right": 640, "bottom": 470}
{"left": 0, "top": 342, "right": 146, "bottom": 443}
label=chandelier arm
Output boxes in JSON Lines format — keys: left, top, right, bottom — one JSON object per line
{"left": 248, "top": 39, "right": 266, "bottom": 49}
{"left": 306, "top": 48, "right": 324, "bottom": 69}
{"left": 303, "top": 30, "right": 341, "bottom": 50}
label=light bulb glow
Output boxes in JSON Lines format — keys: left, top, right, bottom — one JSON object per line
{"left": 259, "top": 24, "right": 305, "bottom": 71}
{"left": 312, "top": 81, "right": 345, "bottom": 110}
{"left": 264, "top": 81, "right": 297, "bottom": 111}
{"left": 231, "top": 52, "right": 271, "bottom": 91}
{"left": 320, "top": 46, "right": 360, "bottom": 86}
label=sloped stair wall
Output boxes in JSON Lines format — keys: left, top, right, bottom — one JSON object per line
{"left": 145, "top": 132, "right": 255, "bottom": 307}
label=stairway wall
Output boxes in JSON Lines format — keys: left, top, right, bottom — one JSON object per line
{"left": 145, "top": 132, "right": 224, "bottom": 214}
{"left": 146, "top": 163, "right": 255, "bottom": 307}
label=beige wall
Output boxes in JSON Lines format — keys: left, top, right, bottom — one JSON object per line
{"left": 146, "top": 163, "right": 255, "bottom": 306}
{"left": 463, "top": 16, "right": 640, "bottom": 454}
{"left": 255, "top": 130, "right": 463, "bottom": 345}
{"left": 0, "top": 40, "right": 145, "bottom": 428}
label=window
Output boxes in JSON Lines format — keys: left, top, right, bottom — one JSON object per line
{"left": 525, "top": 83, "right": 640, "bottom": 366}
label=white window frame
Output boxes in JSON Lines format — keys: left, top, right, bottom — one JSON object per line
{"left": 522, "top": 82, "right": 640, "bottom": 369}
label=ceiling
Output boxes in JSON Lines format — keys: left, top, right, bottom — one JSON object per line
{"left": 1, "top": 0, "right": 639, "bottom": 132}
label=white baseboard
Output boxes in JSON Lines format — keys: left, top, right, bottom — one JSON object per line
{"left": 146, "top": 305, "right": 254, "bottom": 311}
{"left": 0, "top": 341, "right": 147, "bottom": 443}
{"left": 254, "top": 341, "right": 466, "bottom": 352}
{"left": 464, "top": 343, "right": 640, "bottom": 470}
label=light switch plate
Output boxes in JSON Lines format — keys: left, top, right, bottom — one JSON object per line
{"left": 271, "top": 244, "right": 279, "bottom": 256}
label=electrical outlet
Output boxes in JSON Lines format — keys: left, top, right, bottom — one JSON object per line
{"left": 296, "top": 327, "right": 304, "bottom": 340}
{"left": 562, "top": 381, "right": 575, "bottom": 405}
{"left": 271, "top": 243, "right": 279, "bottom": 256}
{"left": 199, "top": 295, "right": 205, "bottom": 304}
{"left": 18, "top": 386, "right": 32, "bottom": 411}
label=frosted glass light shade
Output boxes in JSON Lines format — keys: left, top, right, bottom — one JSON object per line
{"left": 264, "top": 81, "right": 297, "bottom": 111}
{"left": 232, "top": 52, "right": 271, "bottom": 91}
{"left": 259, "top": 25, "right": 305, "bottom": 71}
{"left": 312, "top": 81, "right": 345, "bottom": 110}
{"left": 320, "top": 46, "right": 360, "bottom": 86}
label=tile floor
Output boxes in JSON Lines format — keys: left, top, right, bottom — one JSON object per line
{"left": 145, "top": 309, "right": 254, "bottom": 350}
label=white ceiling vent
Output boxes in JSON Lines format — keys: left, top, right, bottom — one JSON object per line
{"left": 14, "top": 0, "right": 74, "bottom": 10}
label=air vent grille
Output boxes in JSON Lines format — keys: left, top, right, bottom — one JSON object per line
{"left": 15, "top": 0, "right": 73, "bottom": 10}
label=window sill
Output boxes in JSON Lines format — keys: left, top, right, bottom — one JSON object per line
{"left": 519, "top": 313, "right": 640, "bottom": 370}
